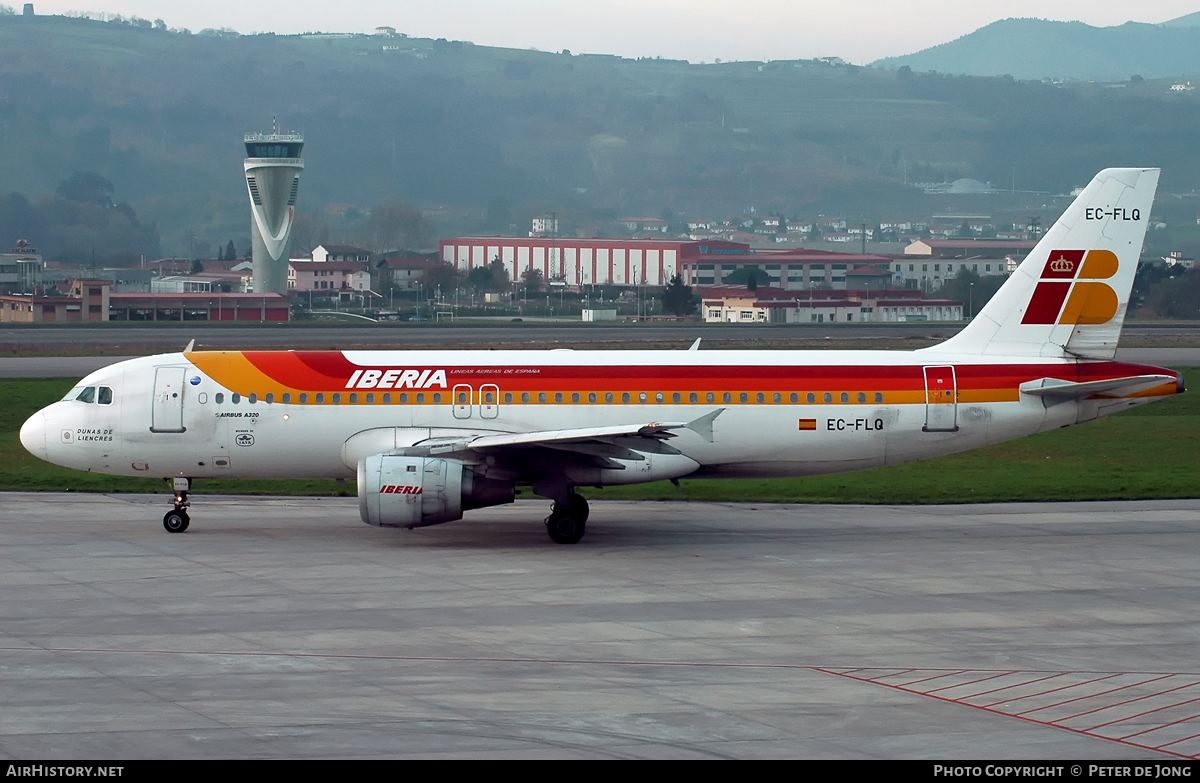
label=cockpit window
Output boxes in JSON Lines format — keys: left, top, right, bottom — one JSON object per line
{"left": 97, "top": 386, "right": 113, "bottom": 405}
{"left": 62, "top": 386, "right": 85, "bottom": 401}
{"left": 75, "top": 387, "right": 95, "bottom": 403}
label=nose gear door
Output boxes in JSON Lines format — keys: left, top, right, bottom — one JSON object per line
{"left": 151, "top": 366, "right": 187, "bottom": 433}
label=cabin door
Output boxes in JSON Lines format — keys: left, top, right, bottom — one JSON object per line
{"left": 480, "top": 384, "right": 499, "bottom": 419}
{"left": 151, "top": 366, "right": 187, "bottom": 433}
{"left": 922, "top": 365, "right": 958, "bottom": 433}
{"left": 452, "top": 384, "right": 473, "bottom": 419}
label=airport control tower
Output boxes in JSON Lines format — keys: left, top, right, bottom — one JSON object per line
{"left": 244, "top": 125, "right": 303, "bottom": 294}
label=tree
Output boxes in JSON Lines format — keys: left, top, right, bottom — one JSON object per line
{"left": 421, "top": 261, "right": 461, "bottom": 297}
{"left": 520, "top": 267, "right": 544, "bottom": 295}
{"left": 659, "top": 275, "right": 697, "bottom": 317}
{"left": 225, "top": 240, "right": 237, "bottom": 261}
{"left": 725, "top": 265, "right": 762, "bottom": 289}
{"left": 191, "top": 258, "right": 204, "bottom": 274}
{"left": 487, "top": 258, "right": 511, "bottom": 293}
{"left": 467, "top": 265, "right": 493, "bottom": 295}
{"left": 216, "top": 243, "right": 224, "bottom": 261}
{"left": 55, "top": 172, "right": 115, "bottom": 207}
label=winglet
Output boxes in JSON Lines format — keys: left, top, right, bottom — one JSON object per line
{"left": 184, "top": 339, "right": 195, "bottom": 353}
{"left": 686, "top": 408, "right": 724, "bottom": 442}
{"left": 688, "top": 337, "right": 701, "bottom": 351}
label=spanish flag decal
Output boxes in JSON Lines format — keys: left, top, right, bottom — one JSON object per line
{"left": 799, "top": 419, "right": 817, "bottom": 431}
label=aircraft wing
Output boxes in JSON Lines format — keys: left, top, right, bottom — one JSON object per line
{"left": 467, "top": 408, "right": 723, "bottom": 450}
{"left": 1019, "top": 374, "right": 1177, "bottom": 399}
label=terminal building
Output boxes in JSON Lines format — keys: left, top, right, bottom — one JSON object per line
{"left": 439, "top": 237, "right": 746, "bottom": 287}
{"left": 244, "top": 127, "right": 304, "bottom": 294}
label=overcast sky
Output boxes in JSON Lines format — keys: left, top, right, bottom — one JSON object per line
{"left": 27, "top": 1, "right": 1200, "bottom": 63}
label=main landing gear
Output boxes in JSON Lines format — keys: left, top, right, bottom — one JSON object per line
{"left": 163, "top": 477, "right": 191, "bottom": 533}
{"left": 545, "top": 492, "right": 589, "bottom": 545}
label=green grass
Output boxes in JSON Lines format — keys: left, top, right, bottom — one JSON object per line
{"left": 3, "top": 373, "right": 1198, "bottom": 503}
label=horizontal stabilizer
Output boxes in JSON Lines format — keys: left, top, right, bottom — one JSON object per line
{"left": 1019, "top": 374, "right": 1176, "bottom": 399}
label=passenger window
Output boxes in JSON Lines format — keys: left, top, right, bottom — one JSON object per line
{"left": 399, "top": 393, "right": 407, "bottom": 404}
{"left": 415, "top": 393, "right": 425, "bottom": 404}
{"left": 315, "top": 393, "right": 324, "bottom": 404}
{"left": 756, "top": 392, "right": 765, "bottom": 403}
{"left": 457, "top": 391, "right": 468, "bottom": 404}
{"left": 282, "top": 393, "right": 291, "bottom": 404}
{"left": 383, "top": 393, "right": 391, "bottom": 403}
{"left": 332, "top": 393, "right": 341, "bottom": 404}
{"left": 555, "top": 392, "right": 563, "bottom": 403}
{"left": 857, "top": 392, "right": 866, "bottom": 403}
{"left": 773, "top": 392, "right": 781, "bottom": 404}
{"left": 790, "top": 393, "right": 798, "bottom": 404}
{"left": 605, "top": 392, "right": 613, "bottom": 403}
{"left": 365, "top": 393, "right": 374, "bottom": 403}
{"left": 266, "top": 393, "right": 275, "bottom": 404}
{"left": 672, "top": 392, "right": 681, "bottom": 403}
{"left": 232, "top": 393, "right": 241, "bottom": 404}
{"left": 432, "top": 393, "right": 442, "bottom": 404}
{"left": 840, "top": 392, "right": 849, "bottom": 403}
{"left": 822, "top": 393, "right": 832, "bottom": 403}
{"left": 807, "top": 393, "right": 816, "bottom": 403}
{"left": 520, "top": 392, "right": 529, "bottom": 403}
{"left": 216, "top": 393, "right": 225, "bottom": 403}
{"left": 588, "top": 392, "right": 596, "bottom": 403}
{"left": 503, "top": 392, "right": 512, "bottom": 404}
{"left": 723, "top": 392, "right": 732, "bottom": 403}
{"left": 538, "top": 392, "right": 547, "bottom": 403}
{"left": 655, "top": 392, "right": 664, "bottom": 403}
{"left": 568, "top": 392, "right": 577, "bottom": 403}
{"left": 639, "top": 392, "right": 648, "bottom": 403}
{"left": 98, "top": 387, "right": 113, "bottom": 405}
{"left": 484, "top": 392, "right": 495, "bottom": 404}
{"left": 298, "top": 393, "right": 307, "bottom": 404}
{"left": 706, "top": 392, "right": 715, "bottom": 403}
{"left": 622, "top": 392, "right": 631, "bottom": 403}
{"left": 248, "top": 393, "right": 258, "bottom": 404}
{"left": 740, "top": 392, "right": 749, "bottom": 403}
{"left": 689, "top": 392, "right": 698, "bottom": 403}
{"left": 875, "top": 392, "right": 883, "bottom": 403}
{"left": 76, "top": 387, "right": 95, "bottom": 403}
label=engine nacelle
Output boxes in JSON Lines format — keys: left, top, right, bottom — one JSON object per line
{"left": 357, "top": 455, "right": 513, "bottom": 528}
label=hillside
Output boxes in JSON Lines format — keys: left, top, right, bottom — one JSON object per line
{"left": 873, "top": 18, "right": 1200, "bottom": 81}
{"left": 2, "top": 14, "right": 1200, "bottom": 260}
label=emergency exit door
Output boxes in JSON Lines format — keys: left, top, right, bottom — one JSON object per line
{"left": 922, "top": 365, "right": 958, "bottom": 433}
{"left": 151, "top": 366, "right": 187, "bottom": 433}
{"left": 453, "top": 384, "right": 473, "bottom": 419}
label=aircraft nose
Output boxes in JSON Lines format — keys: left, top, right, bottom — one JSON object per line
{"left": 20, "top": 410, "right": 47, "bottom": 461}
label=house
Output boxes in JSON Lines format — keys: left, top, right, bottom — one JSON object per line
{"left": 289, "top": 260, "right": 372, "bottom": 293}
{"left": 311, "top": 245, "right": 372, "bottom": 264}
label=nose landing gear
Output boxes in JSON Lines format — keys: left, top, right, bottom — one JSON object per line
{"left": 163, "top": 477, "right": 191, "bottom": 533}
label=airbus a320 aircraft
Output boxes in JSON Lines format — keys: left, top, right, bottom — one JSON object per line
{"left": 20, "top": 168, "right": 1182, "bottom": 543}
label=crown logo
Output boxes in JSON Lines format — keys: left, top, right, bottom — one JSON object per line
{"left": 1049, "top": 255, "right": 1075, "bottom": 273}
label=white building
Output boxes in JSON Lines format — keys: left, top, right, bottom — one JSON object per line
{"left": 244, "top": 129, "right": 304, "bottom": 294}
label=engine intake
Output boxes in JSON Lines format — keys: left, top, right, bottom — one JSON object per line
{"left": 358, "top": 455, "right": 513, "bottom": 528}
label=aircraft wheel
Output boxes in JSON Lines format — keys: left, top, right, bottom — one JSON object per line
{"left": 545, "top": 512, "right": 585, "bottom": 545}
{"left": 163, "top": 509, "right": 190, "bottom": 533}
{"left": 566, "top": 492, "right": 589, "bottom": 523}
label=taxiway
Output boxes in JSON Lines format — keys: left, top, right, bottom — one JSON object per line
{"left": 2, "top": 495, "right": 1197, "bottom": 758}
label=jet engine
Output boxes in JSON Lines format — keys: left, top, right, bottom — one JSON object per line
{"left": 357, "top": 455, "right": 513, "bottom": 528}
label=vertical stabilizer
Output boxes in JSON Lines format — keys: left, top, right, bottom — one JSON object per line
{"left": 924, "top": 168, "right": 1159, "bottom": 359}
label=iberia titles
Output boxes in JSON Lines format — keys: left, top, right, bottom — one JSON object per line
{"left": 345, "top": 369, "right": 448, "bottom": 390}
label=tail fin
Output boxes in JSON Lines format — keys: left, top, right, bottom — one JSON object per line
{"left": 924, "top": 168, "right": 1159, "bottom": 359}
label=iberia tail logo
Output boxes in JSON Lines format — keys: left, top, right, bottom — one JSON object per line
{"left": 1022, "top": 250, "right": 1120, "bottom": 325}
